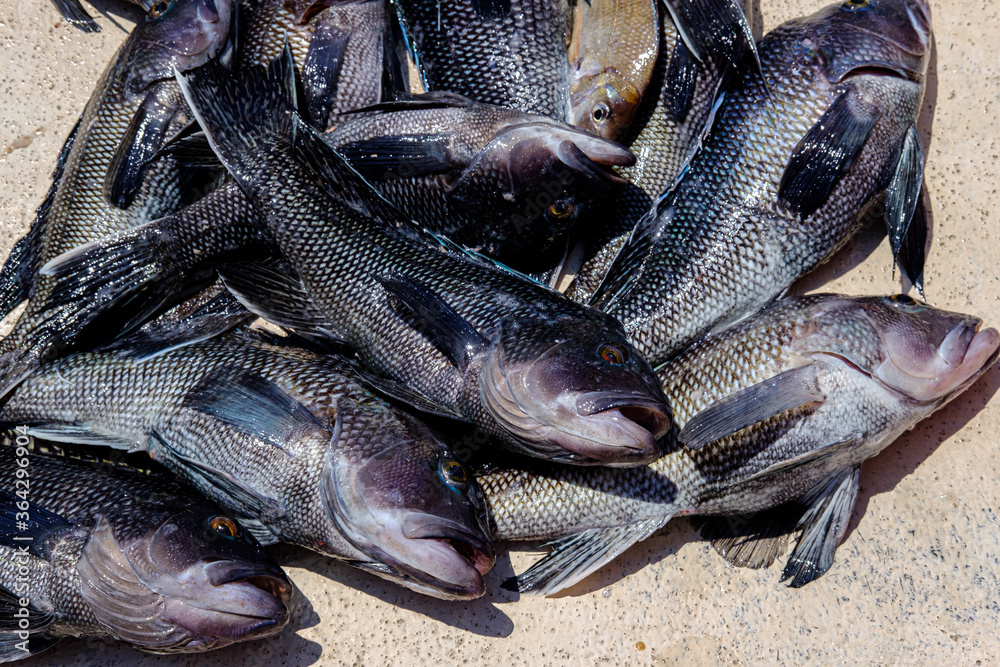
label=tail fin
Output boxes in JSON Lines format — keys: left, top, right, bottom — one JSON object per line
{"left": 40, "top": 222, "right": 182, "bottom": 322}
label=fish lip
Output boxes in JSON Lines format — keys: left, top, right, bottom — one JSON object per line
{"left": 401, "top": 513, "right": 496, "bottom": 576}
{"left": 556, "top": 140, "right": 631, "bottom": 185}
{"left": 836, "top": 62, "right": 924, "bottom": 84}
{"left": 203, "top": 560, "right": 293, "bottom": 603}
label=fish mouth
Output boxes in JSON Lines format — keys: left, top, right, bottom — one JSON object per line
{"left": 541, "top": 394, "right": 671, "bottom": 466}
{"left": 556, "top": 140, "right": 631, "bottom": 185}
{"left": 402, "top": 514, "right": 496, "bottom": 575}
{"left": 839, "top": 63, "right": 924, "bottom": 84}
{"left": 490, "top": 122, "right": 634, "bottom": 186}
{"left": 385, "top": 514, "right": 496, "bottom": 599}
{"left": 160, "top": 560, "right": 291, "bottom": 643}
{"left": 577, "top": 394, "right": 672, "bottom": 436}
{"left": 203, "top": 560, "right": 293, "bottom": 601}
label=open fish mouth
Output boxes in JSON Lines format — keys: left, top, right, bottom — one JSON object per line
{"left": 540, "top": 394, "right": 672, "bottom": 466}
{"left": 576, "top": 394, "right": 672, "bottom": 437}
{"left": 389, "top": 514, "right": 496, "bottom": 598}
{"left": 161, "top": 562, "right": 292, "bottom": 642}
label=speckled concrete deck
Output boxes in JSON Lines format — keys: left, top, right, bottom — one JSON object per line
{"left": 1, "top": 0, "right": 998, "bottom": 664}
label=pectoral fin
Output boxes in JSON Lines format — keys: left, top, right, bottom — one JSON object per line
{"left": 679, "top": 365, "right": 826, "bottom": 450}
{"left": 335, "top": 133, "right": 457, "bottom": 179}
{"left": 778, "top": 90, "right": 881, "bottom": 219}
{"left": 375, "top": 273, "right": 488, "bottom": 372}
{"left": 182, "top": 366, "right": 326, "bottom": 451}
{"left": 0, "top": 489, "right": 72, "bottom": 558}
{"left": 105, "top": 86, "right": 183, "bottom": 210}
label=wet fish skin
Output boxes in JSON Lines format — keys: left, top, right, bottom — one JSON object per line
{"left": 0, "top": 429, "right": 290, "bottom": 658}
{"left": 324, "top": 94, "right": 634, "bottom": 268}
{"left": 1, "top": 330, "right": 496, "bottom": 601}
{"left": 242, "top": 0, "right": 390, "bottom": 127}
{"left": 592, "top": 0, "right": 933, "bottom": 365}
{"left": 562, "top": 0, "right": 755, "bottom": 303}
{"left": 480, "top": 294, "right": 998, "bottom": 595}
{"left": 0, "top": 0, "right": 235, "bottom": 399}
{"left": 567, "top": 0, "right": 660, "bottom": 142}
{"left": 397, "top": 0, "right": 571, "bottom": 119}
{"left": 176, "top": 50, "right": 672, "bottom": 467}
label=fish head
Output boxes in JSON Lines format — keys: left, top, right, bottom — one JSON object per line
{"left": 80, "top": 504, "right": 290, "bottom": 651}
{"left": 800, "top": 295, "right": 999, "bottom": 405}
{"left": 793, "top": 0, "right": 931, "bottom": 85}
{"left": 858, "top": 295, "right": 999, "bottom": 403}
{"left": 480, "top": 313, "right": 672, "bottom": 466}
{"left": 569, "top": 70, "right": 642, "bottom": 142}
{"left": 127, "top": 0, "right": 235, "bottom": 92}
{"left": 451, "top": 122, "right": 634, "bottom": 248}
{"left": 321, "top": 401, "right": 495, "bottom": 600}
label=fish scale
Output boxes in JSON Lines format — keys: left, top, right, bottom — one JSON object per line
{"left": 399, "top": 0, "right": 570, "bottom": 119}
{"left": 594, "top": 1, "right": 931, "bottom": 365}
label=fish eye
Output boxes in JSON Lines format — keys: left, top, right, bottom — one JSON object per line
{"left": 889, "top": 294, "right": 916, "bottom": 306}
{"left": 546, "top": 201, "right": 574, "bottom": 219}
{"left": 209, "top": 516, "right": 239, "bottom": 539}
{"left": 439, "top": 460, "right": 468, "bottom": 487}
{"left": 598, "top": 342, "right": 629, "bottom": 366}
{"left": 592, "top": 102, "right": 610, "bottom": 125}
{"left": 149, "top": 1, "right": 173, "bottom": 18}
{"left": 842, "top": 0, "right": 870, "bottom": 10}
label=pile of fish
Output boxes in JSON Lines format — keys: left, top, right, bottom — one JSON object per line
{"left": 0, "top": 0, "right": 994, "bottom": 658}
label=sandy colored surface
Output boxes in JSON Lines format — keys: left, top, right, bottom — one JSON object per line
{"left": 1, "top": 0, "right": 998, "bottom": 664}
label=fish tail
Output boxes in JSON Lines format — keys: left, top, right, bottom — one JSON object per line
{"left": 174, "top": 42, "right": 299, "bottom": 189}
{"left": 38, "top": 222, "right": 182, "bottom": 331}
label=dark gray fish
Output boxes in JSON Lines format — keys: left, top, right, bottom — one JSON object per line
{"left": 480, "top": 294, "right": 999, "bottom": 595}
{"left": 175, "top": 49, "right": 672, "bottom": 467}
{"left": 324, "top": 93, "right": 634, "bottom": 267}
{"left": 0, "top": 428, "right": 290, "bottom": 660}
{"left": 36, "top": 0, "right": 391, "bottom": 355}
{"left": 397, "top": 0, "right": 571, "bottom": 119}
{"left": 561, "top": 0, "right": 756, "bottom": 302}
{"left": 0, "top": 0, "right": 235, "bottom": 399}
{"left": 591, "top": 0, "right": 933, "bottom": 365}
{"left": 1, "top": 330, "right": 495, "bottom": 600}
